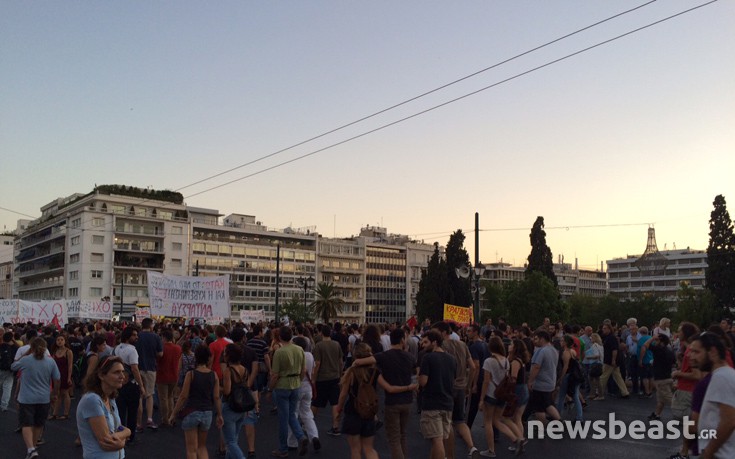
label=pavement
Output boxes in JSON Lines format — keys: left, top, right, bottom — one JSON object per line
{"left": 0, "top": 388, "right": 682, "bottom": 459}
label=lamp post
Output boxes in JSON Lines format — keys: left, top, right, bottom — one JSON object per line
{"left": 298, "top": 275, "right": 314, "bottom": 319}
{"left": 455, "top": 262, "right": 485, "bottom": 323}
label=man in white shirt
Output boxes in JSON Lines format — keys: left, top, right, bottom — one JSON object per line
{"left": 689, "top": 332, "right": 735, "bottom": 459}
{"left": 113, "top": 327, "right": 145, "bottom": 443}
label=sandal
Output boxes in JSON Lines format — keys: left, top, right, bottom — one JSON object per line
{"left": 58, "top": 415, "right": 69, "bottom": 420}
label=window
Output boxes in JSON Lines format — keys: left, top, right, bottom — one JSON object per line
{"left": 71, "top": 218, "right": 81, "bottom": 228}
{"left": 92, "top": 235, "right": 104, "bottom": 244}
{"left": 172, "top": 242, "right": 182, "bottom": 251}
{"left": 71, "top": 236, "right": 80, "bottom": 246}
{"left": 91, "top": 253, "right": 104, "bottom": 262}
{"left": 92, "top": 218, "right": 105, "bottom": 227}
{"left": 91, "top": 270, "right": 103, "bottom": 279}
{"left": 90, "top": 287, "right": 103, "bottom": 297}
{"left": 69, "top": 271, "right": 79, "bottom": 280}
{"left": 171, "top": 259, "right": 182, "bottom": 268}
{"left": 70, "top": 253, "right": 80, "bottom": 264}
{"left": 172, "top": 226, "right": 183, "bottom": 235}
{"left": 68, "top": 287, "right": 79, "bottom": 297}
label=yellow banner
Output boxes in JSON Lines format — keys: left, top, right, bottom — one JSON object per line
{"left": 443, "top": 303, "right": 473, "bottom": 325}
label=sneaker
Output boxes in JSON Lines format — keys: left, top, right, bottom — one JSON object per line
{"left": 312, "top": 437, "right": 321, "bottom": 452}
{"left": 25, "top": 449, "right": 39, "bottom": 459}
{"left": 326, "top": 427, "right": 341, "bottom": 436}
{"left": 479, "top": 450, "right": 496, "bottom": 458}
{"left": 469, "top": 446, "right": 480, "bottom": 459}
{"left": 298, "top": 437, "right": 309, "bottom": 456}
{"left": 648, "top": 412, "right": 661, "bottom": 421}
{"left": 35, "top": 438, "right": 46, "bottom": 446}
{"left": 146, "top": 420, "right": 159, "bottom": 430}
{"left": 270, "top": 451, "right": 288, "bottom": 458}
{"left": 668, "top": 454, "right": 689, "bottom": 459}
{"left": 508, "top": 445, "right": 517, "bottom": 452}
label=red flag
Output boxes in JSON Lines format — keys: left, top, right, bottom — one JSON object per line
{"left": 50, "top": 314, "right": 62, "bottom": 332}
{"left": 406, "top": 315, "right": 418, "bottom": 331}
{"left": 121, "top": 321, "right": 127, "bottom": 330}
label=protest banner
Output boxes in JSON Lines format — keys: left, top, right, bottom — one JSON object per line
{"left": 19, "top": 300, "right": 69, "bottom": 327}
{"left": 79, "top": 300, "right": 114, "bottom": 321}
{"left": 67, "top": 300, "right": 81, "bottom": 319}
{"left": 0, "top": 299, "right": 19, "bottom": 324}
{"left": 147, "top": 271, "right": 230, "bottom": 319}
{"left": 135, "top": 307, "right": 151, "bottom": 324}
{"left": 240, "top": 309, "right": 266, "bottom": 324}
{"left": 443, "top": 303, "right": 473, "bottom": 326}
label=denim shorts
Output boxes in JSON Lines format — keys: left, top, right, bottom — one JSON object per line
{"left": 181, "top": 410, "right": 213, "bottom": 431}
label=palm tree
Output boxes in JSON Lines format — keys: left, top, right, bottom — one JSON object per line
{"left": 310, "top": 282, "right": 344, "bottom": 324}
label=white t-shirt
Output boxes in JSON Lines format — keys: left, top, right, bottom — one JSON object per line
{"left": 300, "top": 352, "right": 315, "bottom": 390}
{"left": 14, "top": 344, "right": 50, "bottom": 361}
{"left": 112, "top": 343, "right": 139, "bottom": 367}
{"left": 698, "top": 365, "right": 735, "bottom": 458}
{"left": 380, "top": 334, "right": 391, "bottom": 352}
{"left": 482, "top": 355, "right": 509, "bottom": 398}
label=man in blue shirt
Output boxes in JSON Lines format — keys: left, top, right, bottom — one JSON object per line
{"left": 12, "top": 337, "right": 60, "bottom": 459}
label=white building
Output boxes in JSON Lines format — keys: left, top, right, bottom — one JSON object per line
{"left": 0, "top": 234, "right": 14, "bottom": 299}
{"left": 13, "top": 186, "right": 190, "bottom": 316}
{"left": 318, "top": 237, "right": 366, "bottom": 324}
{"left": 607, "top": 248, "right": 707, "bottom": 301}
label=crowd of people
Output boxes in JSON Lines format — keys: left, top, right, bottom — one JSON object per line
{"left": 0, "top": 314, "right": 734, "bottom": 459}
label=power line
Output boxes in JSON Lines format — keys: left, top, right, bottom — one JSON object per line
{"left": 183, "top": 0, "right": 718, "bottom": 200}
{"left": 173, "top": 1, "right": 658, "bottom": 194}
{"left": 0, "top": 206, "right": 37, "bottom": 219}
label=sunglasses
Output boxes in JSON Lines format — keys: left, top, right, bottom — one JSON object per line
{"left": 98, "top": 356, "right": 123, "bottom": 371}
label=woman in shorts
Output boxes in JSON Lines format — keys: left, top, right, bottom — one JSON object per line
{"left": 169, "top": 345, "right": 223, "bottom": 459}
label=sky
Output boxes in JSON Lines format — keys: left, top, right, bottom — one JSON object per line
{"left": 2, "top": 1, "right": 733, "bottom": 270}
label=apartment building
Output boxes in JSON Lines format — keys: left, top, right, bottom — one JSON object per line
{"left": 607, "top": 248, "right": 707, "bottom": 301}
{"left": 13, "top": 186, "right": 190, "bottom": 316}
{"left": 317, "top": 237, "right": 365, "bottom": 324}
{"left": 190, "top": 212, "right": 318, "bottom": 320}
{"left": 0, "top": 235, "right": 14, "bottom": 299}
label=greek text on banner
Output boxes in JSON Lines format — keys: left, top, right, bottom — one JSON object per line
{"left": 147, "top": 271, "right": 230, "bottom": 319}
{"left": 443, "top": 303, "right": 473, "bottom": 326}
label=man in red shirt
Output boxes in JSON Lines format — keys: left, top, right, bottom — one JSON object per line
{"left": 669, "top": 322, "right": 702, "bottom": 459}
{"left": 209, "top": 325, "right": 233, "bottom": 379}
{"left": 156, "top": 329, "right": 182, "bottom": 426}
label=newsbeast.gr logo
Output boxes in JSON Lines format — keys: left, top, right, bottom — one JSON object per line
{"left": 528, "top": 413, "right": 718, "bottom": 440}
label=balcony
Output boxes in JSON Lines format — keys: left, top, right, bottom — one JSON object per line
{"left": 114, "top": 243, "right": 163, "bottom": 254}
{"left": 17, "top": 227, "right": 66, "bottom": 250}
{"left": 114, "top": 253, "right": 164, "bottom": 270}
{"left": 17, "top": 278, "right": 64, "bottom": 292}
{"left": 17, "top": 264, "right": 65, "bottom": 279}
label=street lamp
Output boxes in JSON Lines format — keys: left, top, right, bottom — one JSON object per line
{"left": 455, "top": 262, "right": 486, "bottom": 323}
{"left": 298, "top": 276, "right": 314, "bottom": 317}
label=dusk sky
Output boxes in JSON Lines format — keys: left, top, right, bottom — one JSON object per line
{"left": 2, "top": 1, "right": 733, "bottom": 270}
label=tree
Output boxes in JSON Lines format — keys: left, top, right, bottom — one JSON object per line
{"left": 675, "top": 282, "right": 718, "bottom": 328}
{"left": 504, "top": 271, "right": 567, "bottom": 326}
{"left": 416, "top": 243, "right": 449, "bottom": 322}
{"left": 445, "top": 230, "right": 472, "bottom": 307}
{"left": 706, "top": 194, "right": 735, "bottom": 317}
{"left": 310, "top": 282, "right": 344, "bottom": 324}
{"left": 280, "top": 294, "right": 315, "bottom": 324}
{"left": 526, "top": 216, "right": 558, "bottom": 287}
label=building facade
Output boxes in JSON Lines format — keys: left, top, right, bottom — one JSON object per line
{"left": 13, "top": 187, "right": 191, "bottom": 316}
{"left": 317, "top": 237, "right": 365, "bottom": 324}
{"left": 607, "top": 248, "right": 707, "bottom": 301}
{"left": 190, "top": 213, "right": 318, "bottom": 320}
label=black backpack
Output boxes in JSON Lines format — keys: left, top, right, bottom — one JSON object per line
{"left": 73, "top": 353, "right": 90, "bottom": 387}
{"left": 0, "top": 343, "right": 15, "bottom": 371}
{"left": 228, "top": 368, "right": 256, "bottom": 413}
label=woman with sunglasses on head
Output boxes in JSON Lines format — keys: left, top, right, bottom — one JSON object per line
{"left": 76, "top": 355, "right": 131, "bottom": 459}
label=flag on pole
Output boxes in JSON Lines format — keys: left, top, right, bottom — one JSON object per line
{"left": 50, "top": 314, "right": 62, "bottom": 332}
